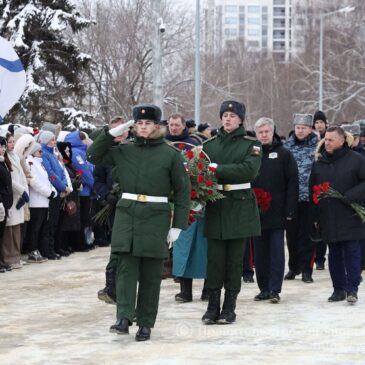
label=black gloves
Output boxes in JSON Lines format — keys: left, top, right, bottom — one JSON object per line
{"left": 16, "top": 191, "right": 29, "bottom": 210}
{"left": 105, "top": 193, "right": 118, "bottom": 207}
{"left": 48, "top": 191, "right": 56, "bottom": 199}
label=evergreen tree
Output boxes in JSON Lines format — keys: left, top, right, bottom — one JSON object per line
{"left": 0, "top": 0, "right": 92, "bottom": 126}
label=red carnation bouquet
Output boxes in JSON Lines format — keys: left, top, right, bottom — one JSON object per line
{"left": 312, "top": 181, "right": 365, "bottom": 223}
{"left": 253, "top": 188, "right": 272, "bottom": 213}
{"left": 177, "top": 143, "right": 225, "bottom": 224}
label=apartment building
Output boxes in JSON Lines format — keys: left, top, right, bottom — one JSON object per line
{"left": 203, "top": 0, "right": 305, "bottom": 62}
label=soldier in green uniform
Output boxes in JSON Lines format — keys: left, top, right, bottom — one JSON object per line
{"left": 87, "top": 104, "right": 190, "bottom": 341}
{"left": 202, "top": 100, "right": 262, "bottom": 324}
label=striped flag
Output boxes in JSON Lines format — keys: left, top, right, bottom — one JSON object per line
{"left": 0, "top": 37, "right": 26, "bottom": 124}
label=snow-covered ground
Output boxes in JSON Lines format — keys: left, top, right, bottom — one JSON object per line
{"left": 1, "top": 246, "right": 364, "bottom": 365}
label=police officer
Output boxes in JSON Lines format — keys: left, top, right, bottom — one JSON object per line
{"left": 202, "top": 100, "right": 262, "bottom": 324}
{"left": 87, "top": 104, "right": 190, "bottom": 341}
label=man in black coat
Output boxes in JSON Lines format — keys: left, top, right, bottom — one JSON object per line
{"left": 165, "top": 114, "right": 200, "bottom": 147}
{"left": 310, "top": 126, "right": 365, "bottom": 304}
{"left": 252, "top": 118, "right": 299, "bottom": 303}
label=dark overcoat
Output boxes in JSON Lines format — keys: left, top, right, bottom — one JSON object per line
{"left": 87, "top": 128, "right": 190, "bottom": 258}
{"left": 309, "top": 146, "right": 365, "bottom": 243}
{"left": 203, "top": 127, "right": 262, "bottom": 239}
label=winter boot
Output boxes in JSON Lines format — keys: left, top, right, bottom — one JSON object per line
{"left": 216, "top": 290, "right": 239, "bottom": 324}
{"left": 97, "top": 268, "right": 116, "bottom": 304}
{"left": 202, "top": 289, "right": 221, "bottom": 324}
{"left": 201, "top": 279, "right": 209, "bottom": 301}
{"left": 175, "top": 278, "right": 193, "bottom": 302}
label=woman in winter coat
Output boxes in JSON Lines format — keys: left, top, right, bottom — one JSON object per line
{"left": 56, "top": 141, "right": 82, "bottom": 254}
{"left": 0, "top": 136, "right": 13, "bottom": 272}
{"left": 39, "top": 130, "right": 69, "bottom": 260}
{"left": 24, "top": 143, "right": 56, "bottom": 263}
{"left": 64, "top": 131, "right": 95, "bottom": 250}
{"left": 14, "top": 132, "right": 35, "bottom": 253}
{"left": 1, "top": 133, "right": 29, "bottom": 269}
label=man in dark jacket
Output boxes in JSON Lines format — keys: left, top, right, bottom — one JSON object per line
{"left": 165, "top": 114, "right": 200, "bottom": 146}
{"left": 310, "top": 126, "right": 365, "bottom": 303}
{"left": 252, "top": 118, "right": 299, "bottom": 303}
{"left": 87, "top": 104, "right": 190, "bottom": 341}
{"left": 284, "top": 114, "right": 319, "bottom": 283}
{"left": 202, "top": 100, "right": 262, "bottom": 324}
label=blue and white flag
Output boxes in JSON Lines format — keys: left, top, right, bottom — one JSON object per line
{"left": 0, "top": 37, "right": 26, "bottom": 124}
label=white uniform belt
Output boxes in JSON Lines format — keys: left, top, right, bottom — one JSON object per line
{"left": 121, "top": 193, "right": 168, "bottom": 203}
{"left": 217, "top": 183, "right": 251, "bottom": 191}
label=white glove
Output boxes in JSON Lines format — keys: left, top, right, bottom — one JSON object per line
{"left": 109, "top": 120, "right": 135, "bottom": 137}
{"left": 0, "top": 203, "right": 5, "bottom": 222}
{"left": 167, "top": 228, "right": 182, "bottom": 242}
{"left": 208, "top": 163, "right": 218, "bottom": 171}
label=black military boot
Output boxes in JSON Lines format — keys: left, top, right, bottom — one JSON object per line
{"left": 109, "top": 318, "right": 130, "bottom": 335}
{"left": 97, "top": 268, "right": 116, "bottom": 304}
{"left": 175, "top": 278, "right": 193, "bottom": 303}
{"left": 135, "top": 326, "right": 151, "bottom": 341}
{"left": 216, "top": 290, "right": 239, "bottom": 324}
{"left": 202, "top": 289, "right": 221, "bottom": 324}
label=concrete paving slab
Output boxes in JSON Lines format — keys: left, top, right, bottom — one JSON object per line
{"left": 1, "top": 247, "right": 364, "bottom": 365}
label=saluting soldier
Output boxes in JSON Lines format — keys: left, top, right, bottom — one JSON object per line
{"left": 202, "top": 100, "right": 262, "bottom": 324}
{"left": 87, "top": 104, "right": 190, "bottom": 341}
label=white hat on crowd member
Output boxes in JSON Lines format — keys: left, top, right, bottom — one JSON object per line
{"left": 38, "top": 130, "right": 55, "bottom": 144}
{"left": 29, "top": 142, "right": 42, "bottom": 156}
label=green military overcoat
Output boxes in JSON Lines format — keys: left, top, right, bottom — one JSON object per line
{"left": 87, "top": 128, "right": 190, "bottom": 258}
{"left": 203, "top": 127, "right": 262, "bottom": 240}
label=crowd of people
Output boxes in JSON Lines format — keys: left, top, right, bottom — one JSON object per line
{"left": 1, "top": 103, "right": 365, "bottom": 342}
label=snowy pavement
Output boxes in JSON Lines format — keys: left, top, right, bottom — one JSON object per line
{"left": 1, "top": 246, "right": 365, "bottom": 365}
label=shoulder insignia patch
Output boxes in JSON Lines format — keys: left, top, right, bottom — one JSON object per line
{"left": 251, "top": 145, "right": 262, "bottom": 156}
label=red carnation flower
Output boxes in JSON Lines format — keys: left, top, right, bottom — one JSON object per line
{"left": 186, "top": 150, "right": 194, "bottom": 159}
{"left": 312, "top": 193, "right": 319, "bottom": 205}
{"left": 178, "top": 143, "right": 185, "bottom": 150}
{"left": 76, "top": 170, "right": 84, "bottom": 177}
{"left": 191, "top": 190, "right": 198, "bottom": 199}
{"left": 199, "top": 152, "right": 205, "bottom": 159}
{"left": 197, "top": 175, "right": 205, "bottom": 183}
{"left": 206, "top": 180, "right": 214, "bottom": 187}
{"left": 313, "top": 185, "right": 321, "bottom": 195}
{"left": 208, "top": 166, "right": 217, "bottom": 172}
{"left": 197, "top": 162, "right": 204, "bottom": 170}
{"left": 322, "top": 182, "right": 330, "bottom": 193}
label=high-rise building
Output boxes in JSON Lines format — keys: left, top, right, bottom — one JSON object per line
{"left": 203, "top": 0, "right": 306, "bottom": 62}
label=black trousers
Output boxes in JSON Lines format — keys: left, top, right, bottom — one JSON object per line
{"left": 25, "top": 208, "right": 48, "bottom": 253}
{"left": 315, "top": 241, "right": 327, "bottom": 265}
{"left": 253, "top": 229, "right": 285, "bottom": 294}
{"left": 39, "top": 196, "right": 61, "bottom": 256}
{"left": 242, "top": 239, "right": 254, "bottom": 277}
{"left": 285, "top": 202, "right": 316, "bottom": 275}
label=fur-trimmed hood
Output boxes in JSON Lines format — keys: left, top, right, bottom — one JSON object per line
{"left": 14, "top": 134, "right": 36, "bottom": 159}
{"left": 315, "top": 131, "right": 354, "bottom": 161}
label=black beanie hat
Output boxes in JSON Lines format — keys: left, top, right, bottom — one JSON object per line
{"left": 220, "top": 100, "right": 246, "bottom": 122}
{"left": 313, "top": 111, "right": 327, "bottom": 126}
{"left": 186, "top": 119, "right": 196, "bottom": 129}
{"left": 133, "top": 104, "right": 161, "bottom": 124}
{"left": 198, "top": 122, "right": 210, "bottom": 133}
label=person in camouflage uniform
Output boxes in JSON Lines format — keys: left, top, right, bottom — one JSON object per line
{"left": 284, "top": 114, "right": 319, "bottom": 283}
